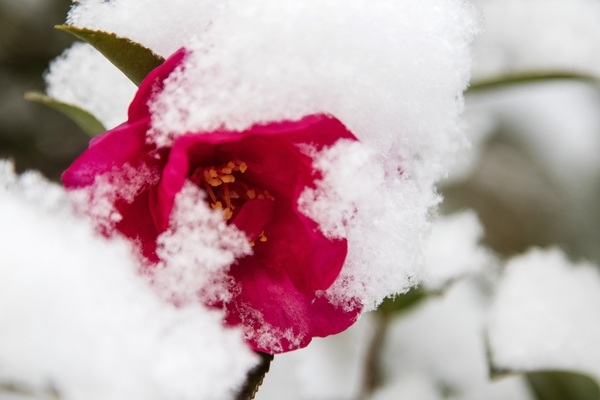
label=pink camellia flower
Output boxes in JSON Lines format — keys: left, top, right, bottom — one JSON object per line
{"left": 62, "top": 49, "right": 361, "bottom": 353}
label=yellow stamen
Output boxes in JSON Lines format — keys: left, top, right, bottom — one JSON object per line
{"left": 192, "top": 159, "right": 274, "bottom": 224}
{"left": 220, "top": 161, "right": 237, "bottom": 174}
{"left": 221, "top": 174, "right": 236, "bottom": 183}
{"left": 204, "top": 168, "right": 222, "bottom": 186}
{"left": 203, "top": 183, "right": 218, "bottom": 203}
{"left": 259, "top": 231, "right": 268, "bottom": 243}
{"left": 223, "top": 183, "right": 234, "bottom": 211}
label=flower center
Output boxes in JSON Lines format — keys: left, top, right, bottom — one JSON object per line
{"left": 189, "top": 160, "right": 274, "bottom": 245}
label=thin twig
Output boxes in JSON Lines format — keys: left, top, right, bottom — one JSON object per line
{"left": 359, "top": 312, "right": 391, "bottom": 400}
{"left": 236, "top": 352, "right": 274, "bottom": 400}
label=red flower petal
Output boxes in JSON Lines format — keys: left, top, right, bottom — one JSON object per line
{"left": 227, "top": 257, "right": 359, "bottom": 353}
{"left": 128, "top": 48, "right": 188, "bottom": 121}
{"left": 62, "top": 119, "right": 151, "bottom": 187}
{"left": 231, "top": 199, "right": 274, "bottom": 242}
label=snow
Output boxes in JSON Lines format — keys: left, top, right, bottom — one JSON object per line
{"left": 154, "top": 182, "right": 251, "bottom": 305}
{"left": 256, "top": 315, "right": 375, "bottom": 400}
{"left": 488, "top": 248, "right": 600, "bottom": 380}
{"left": 422, "top": 210, "right": 495, "bottom": 291}
{"left": 0, "top": 162, "right": 256, "bottom": 400}
{"left": 45, "top": 42, "right": 136, "bottom": 129}
{"left": 379, "top": 281, "right": 533, "bottom": 400}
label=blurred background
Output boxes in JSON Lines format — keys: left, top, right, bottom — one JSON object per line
{"left": 0, "top": 0, "right": 85, "bottom": 181}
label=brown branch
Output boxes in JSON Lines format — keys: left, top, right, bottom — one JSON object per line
{"left": 359, "top": 312, "right": 391, "bottom": 399}
{"left": 236, "top": 352, "right": 274, "bottom": 400}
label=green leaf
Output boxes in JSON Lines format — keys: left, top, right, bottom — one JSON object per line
{"left": 468, "top": 71, "right": 598, "bottom": 93}
{"left": 378, "top": 286, "right": 426, "bottom": 316}
{"left": 25, "top": 92, "right": 106, "bottom": 136}
{"left": 55, "top": 25, "right": 165, "bottom": 86}
{"left": 527, "top": 370, "right": 600, "bottom": 400}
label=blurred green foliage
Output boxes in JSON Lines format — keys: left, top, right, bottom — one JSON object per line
{"left": 0, "top": 0, "right": 87, "bottom": 181}
{"left": 528, "top": 371, "right": 600, "bottom": 400}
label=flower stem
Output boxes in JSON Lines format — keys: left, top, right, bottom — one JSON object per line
{"left": 236, "top": 352, "right": 274, "bottom": 400}
{"left": 359, "top": 312, "right": 391, "bottom": 399}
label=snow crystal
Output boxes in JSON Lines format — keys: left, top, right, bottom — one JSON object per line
{"left": 45, "top": 42, "right": 136, "bottom": 129}
{"left": 487, "top": 248, "right": 600, "bottom": 379}
{"left": 154, "top": 182, "right": 251, "bottom": 305}
{"left": 471, "top": 0, "right": 600, "bottom": 82}
{"left": 0, "top": 162, "right": 256, "bottom": 400}
{"left": 423, "top": 210, "right": 496, "bottom": 291}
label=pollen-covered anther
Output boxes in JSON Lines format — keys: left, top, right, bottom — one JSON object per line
{"left": 222, "top": 207, "right": 233, "bottom": 220}
{"left": 258, "top": 231, "right": 267, "bottom": 243}
{"left": 250, "top": 231, "right": 268, "bottom": 247}
{"left": 191, "top": 159, "right": 273, "bottom": 223}
{"left": 203, "top": 167, "right": 222, "bottom": 187}
{"left": 236, "top": 160, "right": 248, "bottom": 173}
{"left": 257, "top": 191, "right": 275, "bottom": 201}
{"left": 221, "top": 174, "right": 235, "bottom": 183}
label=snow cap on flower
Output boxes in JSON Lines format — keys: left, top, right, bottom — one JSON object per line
{"left": 62, "top": 0, "right": 477, "bottom": 327}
